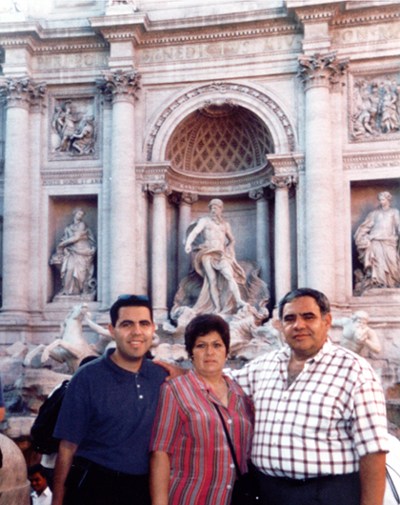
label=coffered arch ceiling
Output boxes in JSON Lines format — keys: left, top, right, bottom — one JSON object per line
{"left": 166, "top": 103, "right": 274, "bottom": 174}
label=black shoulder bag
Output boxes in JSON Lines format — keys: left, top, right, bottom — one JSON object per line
{"left": 214, "top": 404, "right": 260, "bottom": 504}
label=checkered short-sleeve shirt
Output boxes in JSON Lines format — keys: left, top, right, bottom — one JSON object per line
{"left": 232, "top": 339, "right": 388, "bottom": 479}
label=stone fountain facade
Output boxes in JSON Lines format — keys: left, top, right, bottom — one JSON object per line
{"left": 0, "top": 0, "right": 400, "bottom": 440}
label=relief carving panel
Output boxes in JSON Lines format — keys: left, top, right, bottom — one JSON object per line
{"left": 349, "top": 72, "right": 400, "bottom": 142}
{"left": 49, "top": 95, "right": 100, "bottom": 160}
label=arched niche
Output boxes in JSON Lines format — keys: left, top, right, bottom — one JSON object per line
{"left": 145, "top": 81, "right": 297, "bottom": 173}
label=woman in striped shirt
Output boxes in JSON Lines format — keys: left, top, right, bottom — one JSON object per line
{"left": 150, "top": 314, "right": 253, "bottom": 505}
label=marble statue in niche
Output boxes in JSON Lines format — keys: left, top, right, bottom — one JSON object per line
{"left": 164, "top": 198, "right": 270, "bottom": 358}
{"left": 184, "top": 198, "right": 246, "bottom": 314}
{"left": 332, "top": 310, "right": 381, "bottom": 356}
{"left": 50, "top": 208, "right": 96, "bottom": 299}
{"left": 52, "top": 100, "right": 96, "bottom": 156}
{"left": 351, "top": 77, "right": 400, "bottom": 139}
{"left": 354, "top": 191, "right": 400, "bottom": 292}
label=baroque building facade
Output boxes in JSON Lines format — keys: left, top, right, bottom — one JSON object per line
{"left": 1, "top": 0, "right": 400, "bottom": 430}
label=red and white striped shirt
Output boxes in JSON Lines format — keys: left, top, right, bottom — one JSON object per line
{"left": 150, "top": 370, "right": 253, "bottom": 505}
{"left": 232, "top": 338, "right": 389, "bottom": 480}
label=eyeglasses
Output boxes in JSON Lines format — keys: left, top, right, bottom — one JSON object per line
{"left": 118, "top": 294, "right": 149, "bottom": 302}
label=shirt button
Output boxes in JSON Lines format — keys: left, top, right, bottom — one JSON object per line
{"left": 139, "top": 395, "right": 143, "bottom": 399}
{"left": 230, "top": 464, "right": 235, "bottom": 469}
{"left": 227, "top": 419, "right": 232, "bottom": 424}
{"left": 137, "top": 384, "right": 141, "bottom": 388}
{"left": 227, "top": 485, "right": 232, "bottom": 490}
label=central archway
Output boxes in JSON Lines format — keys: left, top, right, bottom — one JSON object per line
{"left": 166, "top": 103, "right": 274, "bottom": 174}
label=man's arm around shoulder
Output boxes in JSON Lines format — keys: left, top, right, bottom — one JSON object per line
{"left": 359, "top": 451, "right": 386, "bottom": 505}
{"left": 52, "top": 440, "right": 78, "bottom": 505}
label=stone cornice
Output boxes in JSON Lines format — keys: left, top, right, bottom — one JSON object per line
{"left": 0, "top": 21, "right": 44, "bottom": 39}
{"left": 0, "top": 34, "right": 37, "bottom": 53}
{"left": 332, "top": 5, "right": 400, "bottom": 27}
{"left": 293, "top": 4, "right": 339, "bottom": 24}
{"left": 41, "top": 169, "right": 103, "bottom": 185}
{"left": 33, "top": 41, "right": 108, "bottom": 53}
{"left": 267, "top": 153, "right": 304, "bottom": 175}
{"left": 137, "top": 21, "right": 300, "bottom": 47}
{"left": 0, "top": 33, "right": 108, "bottom": 55}
{"left": 136, "top": 162, "right": 274, "bottom": 197}
{"left": 0, "top": 11, "right": 300, "bottom": 53}
{"left": 90, "top": 17, "right": 300, "bottom": 48}
{"left": 343, "top": 151, "right": 400, "bottom": 171}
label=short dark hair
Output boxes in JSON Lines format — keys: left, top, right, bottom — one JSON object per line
{"left": 185, "top": 314, "right": 230, "bottom": 357}
{"left": 28, "top": 464, "right": 46, "bottom": 479}
{"left": 278, "top": 288, "right": 331, "bottom": 320}
{"left": 110, "top": 295, "right": 153, "bottom": 326}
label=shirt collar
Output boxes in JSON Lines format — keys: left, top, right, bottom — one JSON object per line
{"left": 188, "top": 369, "right": 235, "bottom": 391}
{"left": 32, "top": 487, "right": 51, "bottom": 499}
{"left": 104, "top": 348, "right": 152, "bottom": 378}
{"left": 276, "top": 337, "right": 332, "bottom": 363}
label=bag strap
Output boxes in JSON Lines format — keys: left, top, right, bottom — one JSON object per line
{"left": 387, "top": 464, "right": 400, "bottom": 504}
{"left": 214, "top": 403, "right": 242, "bottom": 478}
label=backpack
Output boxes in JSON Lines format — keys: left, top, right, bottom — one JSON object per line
{"left": 30, "top": 380, "right": 69, "bottom": 454}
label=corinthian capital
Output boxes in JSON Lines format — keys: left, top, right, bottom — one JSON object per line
{"left": 0, "top": 76, "right": 46, "bottom": 107}
{"left": 146, "top": 182, "right": 170, "bottom": 196}
{"left": 248, "top": 188, "right": 265, "bottom": 201}
{"left": 269, "top": 175, "right": 298, "bottom": 189}
{"left": 297, "top": 53, "right": 348, "bottom": 89}
{"left": 97, "top": 69, "right": 141, "bottom": 103}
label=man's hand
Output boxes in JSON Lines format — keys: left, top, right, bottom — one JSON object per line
{"left": 153, "top": 360, "right": 188, "bottom": 381}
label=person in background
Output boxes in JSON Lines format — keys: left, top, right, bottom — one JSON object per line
{"left": 29, "top": 464, "right": 53, "bottom": 505}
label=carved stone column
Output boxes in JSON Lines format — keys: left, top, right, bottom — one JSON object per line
{"left": 0, "top": 77, "right": 46, "bottom": 315}
{"left": 98, "top": 69, "right": 141, "bottom": 302}
{"left": 177, "top": 192, "right": 198, "bottom": 283}
{"left": 298, "top": 53, "right": 347, "bottom": 300}
{"left": 269, "top": 176, "right": 296, "bottom": 304}
{"left": 148, "top": 183, "right": 169, "bottom": 322}
{"left": 249, "top": 188, "right": 270, "bottom": 286}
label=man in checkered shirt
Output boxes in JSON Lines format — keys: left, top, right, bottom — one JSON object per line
{"left": 233, "top": 287, "right": 388, "bottom": 505}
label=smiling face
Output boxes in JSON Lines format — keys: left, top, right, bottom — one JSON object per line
{"left": 108, "top": 305, "right": 155, "bottom": 372}
{"left": 192, "top": 331, "right": 227, "bottom": 379}
{"left": 29, "top": 473, "right": 47, "bottom": 496}
{"left": 280, "top": 296, "right": 332, "bottom": 361}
